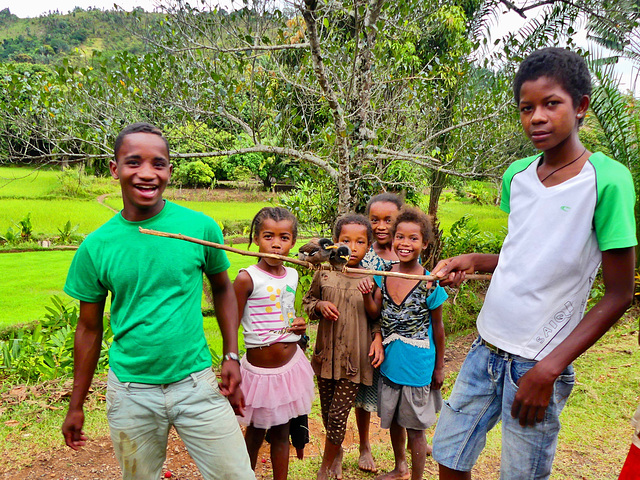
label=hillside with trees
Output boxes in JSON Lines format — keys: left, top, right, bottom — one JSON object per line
{"left": 0, "top": 7, "right": 151, "bottom": 63}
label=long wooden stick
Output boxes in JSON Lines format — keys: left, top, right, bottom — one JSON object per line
{"left": 342, "top": 266, "right": 492, "bottom": 282}
{"left": 139, "top": 227, "right": 492, "bottom": 282}
{"left": 139, "top": 227, "right": 315, "bottom": 268}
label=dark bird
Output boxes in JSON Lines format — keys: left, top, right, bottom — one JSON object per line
{"left": 298, "top": 238, "right": 337, "bottom": 265}
{"left": 329, "top": 245, "right": 351, "bottom": 270}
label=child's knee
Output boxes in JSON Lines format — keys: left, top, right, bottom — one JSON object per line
{"left": 406, "top": 428, "right": 425, "bottom": 441}
{"left": 269, "top": 423, "right": 291, "bottom": 444}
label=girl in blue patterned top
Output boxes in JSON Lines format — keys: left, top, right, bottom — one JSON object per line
{"left": 360, "top": 207, "right": 447, "bottom": 480}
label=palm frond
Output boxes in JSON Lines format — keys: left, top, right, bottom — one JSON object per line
{"left": 588, "top": 61, "right": 640, "bottom": 171}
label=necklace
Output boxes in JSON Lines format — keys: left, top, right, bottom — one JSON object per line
{"left": 538, "top": 147, "right": 587, "bottom": 183}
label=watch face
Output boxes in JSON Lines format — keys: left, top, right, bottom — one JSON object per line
{"left": 225, "top": 352, "right": 239, "bottom": 362}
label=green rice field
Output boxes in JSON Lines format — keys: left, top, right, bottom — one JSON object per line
{"left": 0, "top": 167, "right": 61, "bottom": 198}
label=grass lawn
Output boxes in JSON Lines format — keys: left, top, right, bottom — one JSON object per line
{"left": 103, "top": 196, "right": 271, "bottom": 224}
{"left": 437, "top": 200, "right": 508, "bottom": 235}
{"left": 0, "top": 251, "right": 77, "bottom": 329}
{"left": 0, "top": 166, "right": 503, "bottom": 327}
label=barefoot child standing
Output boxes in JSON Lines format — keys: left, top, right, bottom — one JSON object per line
{"left": 361, "top": 208, "right": 447, "bottom": 480}
{"left": 234, "top": 207, "right": 315, "bottom": 480}
{"left": 303, "top": 214, "right": 385, "bottom": 480}
{"left": 354, "top": 193, "right": 404, "bottom": 472}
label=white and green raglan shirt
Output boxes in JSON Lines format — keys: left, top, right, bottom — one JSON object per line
{"left": 477, "top": 152, "right": 637, "bottom": 360}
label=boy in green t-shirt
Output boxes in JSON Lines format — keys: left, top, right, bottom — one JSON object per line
{"left": 61, "top": 123, "right": 255, "bottom": 480}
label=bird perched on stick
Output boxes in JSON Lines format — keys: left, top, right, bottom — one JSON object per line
{"left": 329, "top": 245, "right": 351, "bottom": 270}
{"left": 298, "top": 238, "right": 337, "bottom": 265}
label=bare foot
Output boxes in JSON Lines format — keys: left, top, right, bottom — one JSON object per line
{"left": 358, "top": 444, "right": 378, "bottom": 472}
{"left": 328, "top": 446, "right": 343, "bottom": 479}
{"left": 317, "top": 467, "right": 329, "bottom": 480}
{"left": 374, "top": 465, "right": 411, "bottom": 480}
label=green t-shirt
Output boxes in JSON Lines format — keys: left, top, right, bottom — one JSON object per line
{"left": 64, "top": 201, "right": 230, "bottom": 384}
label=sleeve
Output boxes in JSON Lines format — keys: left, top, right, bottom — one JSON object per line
{"left": 63, "top": 242, "right": 109, "bottom": 303}
{"left": 426, "top": 283, "right": 448, "bottom": 310}
{"left": 499, "top": 172, "right": 511, "bottom": 214}
{"left": 302, "top": 271, "right": 323, "bottom": 320}
{"left": 203, "top": 216, "right": 231, "bottom": 275}
{"left": 500, "top": 156, "right": 540, "bottom": 214}
{"left": 592, "top": 155, "right": 637, "bottom": 251}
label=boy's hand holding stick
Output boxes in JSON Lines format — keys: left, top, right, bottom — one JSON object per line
{"left": 139, "top": 228, "right": 491, "bottom": 283}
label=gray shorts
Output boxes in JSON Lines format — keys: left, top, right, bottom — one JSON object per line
{"left": 377, "top": 375, "right": 442, "bottom": 430}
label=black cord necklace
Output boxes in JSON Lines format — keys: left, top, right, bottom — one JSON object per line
{"left": 538, "top": 147, "right": 587, "bottom": 183}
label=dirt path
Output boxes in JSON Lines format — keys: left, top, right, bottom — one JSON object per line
{"left": 2, "top": 334, "right": 476, "bottom": 480}
{"left": 96, "top": 193, "right": 118, "bottom": 213}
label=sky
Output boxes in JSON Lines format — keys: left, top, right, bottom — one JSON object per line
{"left": 2, "top": 1, "right": 638, "bottom": 94}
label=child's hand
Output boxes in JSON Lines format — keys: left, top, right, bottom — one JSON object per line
{"left": 219, "top": 357, "right": 242, "bottom": 396}
{"left": 431, "top": 366, "right": 444, "bottom": 390}
{"left": 288, "top": 316, "right": 307, "bottom": 335}
{"left": 358, "top": 277, "right": 375, "bottom": 295}
{"left": 369, "top": 333, "right": 384, "bottom": 368}
{"left": 227, "top": 388, "right": 246, "bottom": 417}
{"left": 316, "top": 301, "right": 340, "bottom": 321}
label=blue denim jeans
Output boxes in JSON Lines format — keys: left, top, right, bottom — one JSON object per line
{"left": 106, "top": 368, "right": 255, "bottom": 480}
{"left": 432, "top": 337, "right": 575, "bottom": 479}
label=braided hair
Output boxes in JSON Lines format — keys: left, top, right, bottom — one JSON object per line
{"left": 249, "top": 207, "right": 298, "bottom": 248}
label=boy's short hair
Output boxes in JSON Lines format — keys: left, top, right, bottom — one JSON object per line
{"left": 391, "top": 207, "right": 435, "bottom": 244}
{"left": 333, "top": 213, "right": 373, "bottom": 245}
{"left": 114, "top": 122, "right": 170, "bottom": 161}
{"left": 365, "top": 192, "right": 403, "bottom": 215}
{"left": 513, "top": 47, "right": 592, "bottom": 115}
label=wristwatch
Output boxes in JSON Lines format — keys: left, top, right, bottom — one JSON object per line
{"left": 223, "top": 352, "right": 240, "bottom": 363}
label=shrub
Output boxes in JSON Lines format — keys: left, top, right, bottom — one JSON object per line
{"left": 441, "top": 214, "right": 505, "bottom": 258}
{"left": 173, "top": 160, "right": 216, "bottom": 188}
{"left": 16, "top": 212, "right": 32, "bottom": 240}
{"left": 0, "top": 296, "right": 113, "bottom": 382}
{"left": 56, "top": 166, "right": 113, "bottom": 198}
{"left": 1, "top": 226, "right": 19, "bottom": 245}
{"left": 57, "top": 220, "right": 82, "bottom": 244}
{"left": 465, "top": 181, "right": 498, "bottom": 205}
{"left": 442, "top": 282, "right": 485, "bottom": 334}
{"left": 278, "top": 179, "right": 337, "bottom": 236}
{"left": 218, "top": 219, "right": 251, "bottom": 237}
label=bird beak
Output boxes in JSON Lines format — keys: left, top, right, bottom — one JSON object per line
{"left": 326, "top": 245, "right": 338, "bottom": 250}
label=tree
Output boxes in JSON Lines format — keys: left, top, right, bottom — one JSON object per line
{"left": 125, "top": 0, "right": 524, "bottom": 215}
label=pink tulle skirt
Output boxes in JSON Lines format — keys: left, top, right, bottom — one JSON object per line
{"left": 238, "top": 345, "right": 315, "bottom": 429}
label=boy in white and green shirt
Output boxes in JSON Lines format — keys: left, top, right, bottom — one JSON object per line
{"left": 432, "top": 48, "right": 636, "bottom": 480}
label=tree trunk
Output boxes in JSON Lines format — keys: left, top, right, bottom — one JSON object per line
{"left": 428, "top": 170, "right": 447, "bottom": 217}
